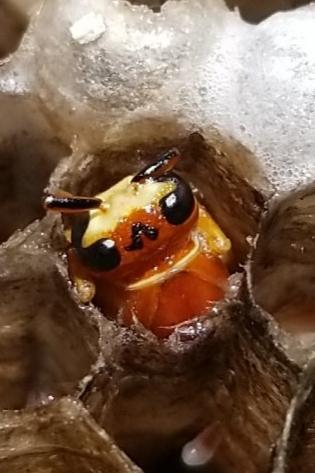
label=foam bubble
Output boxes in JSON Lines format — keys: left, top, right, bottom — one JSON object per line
{"left": 1, "top": 0, "right": 315, "bottom": 193}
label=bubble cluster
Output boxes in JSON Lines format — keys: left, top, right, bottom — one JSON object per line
{"left": 1, "top": 0, "right": 315, "bottom": 192}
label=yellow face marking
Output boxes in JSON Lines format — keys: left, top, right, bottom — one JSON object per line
{"left": 82, "top": 175, "right": 175, "bottom": 248}
{"left": 197, "top": 206, "right": 231, "bottom": 256}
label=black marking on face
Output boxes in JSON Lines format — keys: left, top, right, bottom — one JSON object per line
{"left": 159, "top": 174, "right": 195, "bottom": 225}
{"left": 131, "top": 148, "right": 180, "bottom": 183}
{"left": 71, "top": 213, "right": 121, "bottom": 271}
{"left": 125, "top": 222, "right": 159, "bottom": 252}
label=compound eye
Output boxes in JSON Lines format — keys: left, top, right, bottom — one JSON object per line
{"left": 77, "top": 238, "right": 121, "bottom": 272}
{"left": 160, "top": 177, "right": 195, "bottom": 225}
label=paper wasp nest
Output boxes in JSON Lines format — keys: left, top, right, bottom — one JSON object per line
{"left": 0, "top": 1, "right": 315, "bottom": 473}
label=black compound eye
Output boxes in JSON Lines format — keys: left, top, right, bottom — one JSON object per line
{"left": 159, "top": 175, "right": 195, "bottom": 225}
{"left": 77, "top": 238, "right": 121, "bottom": 272}
{"left": 71, "top": 214, "right": 121, "bottom": 272}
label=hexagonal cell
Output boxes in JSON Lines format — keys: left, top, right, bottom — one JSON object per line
{"left": 250, "top": 185, "right": 315, "bottom": 347}
{"left": 271, "top": 357, "right": 315, "bottom": 473}
{"left": 0, "top": 217, "right": 100, "bottom": 410}
{"left": 0, "top": 1, "right": 27, "bottom": 59}
{"left": 47, "top": 131, "right": 264, "bottom": 343}
{"left": 43, "top": 131, "right": 299, "bottom": 473}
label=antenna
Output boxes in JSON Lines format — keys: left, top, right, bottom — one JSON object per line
{"left": 43, "top": 191, "right": 103, "bottom": 214}
{"left": 132, "top": 148, "right": 180, "bottom": 183}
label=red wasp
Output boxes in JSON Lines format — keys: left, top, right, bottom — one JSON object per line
{"left": 44, "top": 149, "right": 230, "bottom": 337}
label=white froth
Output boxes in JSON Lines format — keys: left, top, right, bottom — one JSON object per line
{"left": 1, "top": 0, "right": 315, "bottom": 192}
{"left": 70, "top": 12, "right": 106, "bottom": 45}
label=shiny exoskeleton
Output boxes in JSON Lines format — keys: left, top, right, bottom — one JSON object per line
{"left": 43, "top": 149, "right": 231, "bottom": 337}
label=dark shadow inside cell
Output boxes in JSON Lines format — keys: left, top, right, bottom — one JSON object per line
{"left": 127, "top": 0, "right": 313, "bottom": 20}
{"left": 0, "top": 134, "right": 71, "bottom": 243}
{"left": 251, "top": 185, "right": 315, "bottom": 338}
{"left": 225, "top": 0, "right": 312, "bottom": 24}
{"left": 0, "top": 1, "right": 28, "bottom": 59}
{"left": 128, "top": 0, "right": 167, "bottom": 12}
{"left": 145, "top": 445, "right": 227, "bottom": 473}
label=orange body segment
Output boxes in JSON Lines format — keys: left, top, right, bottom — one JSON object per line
{"left": 120, "top": 254, "right": 228, "bottom": 337}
